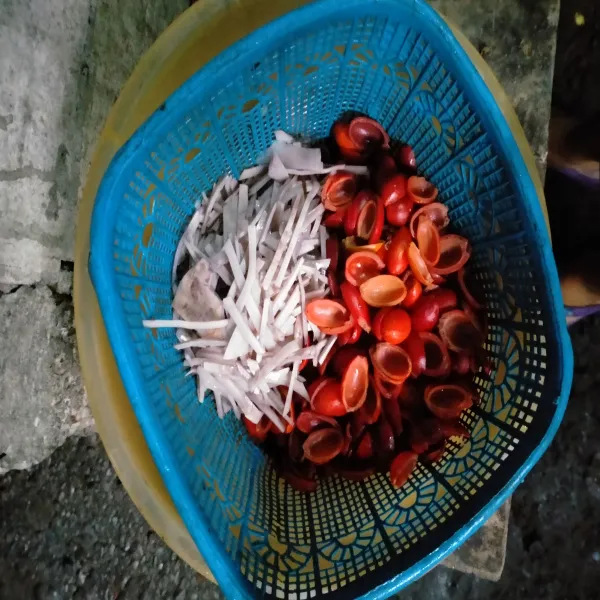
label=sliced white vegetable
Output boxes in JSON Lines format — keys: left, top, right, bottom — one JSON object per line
{"left": 223, "top": 297, "right": 265, "bottom": 355}
{"left": 223, "top": 239, "right": 246, "bottom": 287}
{"left": 274, "top": 130, "right": 295, "bottom": 143}
{"left": 268, "top": 153, "right": 289, "bottom": 182}
{"left": 167, "top": 132, "right": 342, "bottom": 425}
{"left": 318, "top": 335, "right": 338, "bottom": 365}
{"left": 175, "top": 339, "right": 227, "bottom": 350}
{"left": 261, "top": 193, "right": 301, "bottom": 292}
{"left": 237, "top": 184, "right": 249, "bottom": 234}
{"left": 273, "top": 187, "right": 314, "bottom": 288}
{"left": 274, "top": 286, "right": 300, "bottom": 330}
{"left": 143, "top": 318, "right": 230, "bottom": 330}
{"left": 240, "top": 165, "right": 266, "bottom": 180}
{"left": 235, "top": 224, "right": 257, "bottom": 313}
{"left": 283, "top": 361, "right": 300, "bottom": 417}
{"left": 272, "top": 258, "right": 304, "bottom": 312}
{"left": 298, "top": 276, "right": 308, "bottom": 346}
{"left": 271, "top": 141, "right": 323, "bottom": 172}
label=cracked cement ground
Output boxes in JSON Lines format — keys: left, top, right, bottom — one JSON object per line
{"left": 1, "top": 317, "right": 599, "bottom": 600}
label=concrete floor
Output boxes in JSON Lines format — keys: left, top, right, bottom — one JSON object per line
{"left": 2, "top": 316, "right": 599, "bottom": 599}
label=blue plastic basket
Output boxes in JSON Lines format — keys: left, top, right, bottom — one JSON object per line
{"left": 89, "top": 0, "right": 573, "bottom": 597}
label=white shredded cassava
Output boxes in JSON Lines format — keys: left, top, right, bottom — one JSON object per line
{"left": 143, "top": 132, "right": 357, "bottom": 427}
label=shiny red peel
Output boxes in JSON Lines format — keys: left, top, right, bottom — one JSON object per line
{"left": 424, "top": 384, "right": 473, "bottom": 420}
{"left": 431, "top": 234, "right": 471, "bottom": 275}
{"left": 345, "top": 250, "right": 385, "bottom": 287}
{"left": 303, "top": 428, "right": 345, "bottom": 464}
{"left": 420, "top": 332, "right": 452, "bottom": 378}
{"left": 370, "top": 342, "right": 412, "bottom": 384}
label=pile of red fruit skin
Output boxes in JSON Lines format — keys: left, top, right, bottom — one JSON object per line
{"left": 244, "top": 116, "right": 489, "bottom": 493}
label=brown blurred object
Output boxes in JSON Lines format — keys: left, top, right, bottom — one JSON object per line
{"left": 548, "top": 109, "right": 600, "bottom": 183}
{"left": 546, "top": 110, "right": 600, "bottom": 308}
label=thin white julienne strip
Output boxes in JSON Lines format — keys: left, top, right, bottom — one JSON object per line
{"left": 296, "top": 240, "right": 319, "bottom": 258}
{"left": 291, "top": 379, "right": 310, "bottom": 402}
{"left": 259, "top": 296, "right": 271, "bottom": 343}
{"left": 184, "top": 206, "right": 205, "bottom": 243}
{"left": 187, "top": 356, "right": 238, "bottom": 368}
{"left": 312, "top": 271, "right": 329, "bottom": 285}
{"left": 294, "top": 315, "right": 303, "bottom": 344}
{"left": 229, "top": 396, "right": 241, "bottom": 419}
{"left": 237, "top": 184, "right": 249, "bottom": 232}
{"left": 311, "top": 338, "right": 326, "bottom": 367}
{"left": 222, "top": 190, "right": 239, "bottom": 242}
{"left": 225, "top": 280, "right": 238, "bottom": 302}
{"left": 213, "top": 263, "right": 233, "bottom": 287}
{"left": 252, "top": 202, "right": 270, "bottom": 237}
{"left": 202, "top": 362, "right": 238, "bottom": 377}
{"left": 249, "top": 203, "right": 266, "bottom": 230}
{"left": 256, "top": 381, "right": 270, "bottom": 396}
{"left": 298, "top": 277, "right": 308, "bottom": 346}
{"left": 240, "top": 165, "right": 266, "bottom": 180}
{"left": 174, "top": 339, "right": 227, "bottom": 350}
{"left": 274, "top": 285, "right": 300, "bottom": 330}
{"left": 311, "top": 258, "right": 331, "bottom": 271}
{"left": 318, "top": 335, "right": 337, "bottom": 365}
{"left": 143, "top": 318, "right": 230, "bottom": 330}
{"left": 223, "top": 239, "right": 246, "bottom": 287}
{"left": 258, "top": 202, "right": 278, "bottom": 246}
{"left": 235, "top": 224, "right": 257, "bottom": 312}
{"left": 320, "top": 225, "right": 328, "bottom": 259}
{"left": 268, "top": 153, "right": 288, "bottom": 181}
{"left": 236, "top": 363, "right": 251, "bottom": 381}
{"left": 215, "top": 390, "right": 224, "bottom": 418}
{"left": 306, "top": 203, "right": 324, "bottom": 225}
{"left": 261, "top": 192, "right": 302, "bottom": 292}
{"left": 265, "top": 368, "right": 291, "bottom": 386}
{"left": 272, "top": 258, "right": 304, "bottom": 312}
{"left": 224, "top": 321, "right": 249, "bottom": 360}
{"left": 310, "top": 209, "right": 326, "bottom": 239}
{"left": 272, "top": 142, "right": 323, "bottom": 171}
{"left": 261, "top": 404, "right": 286, "bottom": 433}
{"left": 203, "top": 208, "right": 223, "bottom": 233}
{"left": 273, "top": 186, "right": 315, "bottom": 288}
{"left": 249, "top": 173, "right": 271, "bottom": 196}
{"left": 200, "top": 177, "right": 228, "bottom": 235}
{"left": 196, "top": 375, "right": 207, "bottom": 404}
{"left": 221, "top": 380, "right": 262, "bottom": 424}
{"left": 263, "top": 233, "right": 279, "bottom": 252}
{"left": 223, "top": 297, "right": 265, "bottom": 355}
{"left": 283, "top": 361, "right": 300, "bottom": 416}
{"left": 251, "top": 340, "right": 300, "bottom": 386}
{"left": 224, "top": 175, "right": 238, "bottom": 195}
{"left": 184, "top": 238, "right": 203, "bottom": 262}
{"left": 289, "top": 164, "right": 369, "bottom": 175}
{"left": 266, "top": 390, "right": 285, "bottom": 414}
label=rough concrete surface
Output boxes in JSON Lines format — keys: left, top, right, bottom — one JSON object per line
{"left": 0, "top": 0, "right": 92, "bottom": 289}
{"left": 0, "top": 286, "right": 92, "bottom": 474}
{"left": 1, "top": 318, "right": 599, "bottom": 599}
{"left": 0, "top": 0, "right": 188, "bottom": 471}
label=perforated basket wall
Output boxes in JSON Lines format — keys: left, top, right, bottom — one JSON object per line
{"left": 89, "top": 0, "right": 573, "bottom": 597}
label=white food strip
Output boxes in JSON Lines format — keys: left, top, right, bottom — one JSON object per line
{"left": 144, "top": 131, "right": 340, "bottom": 428}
